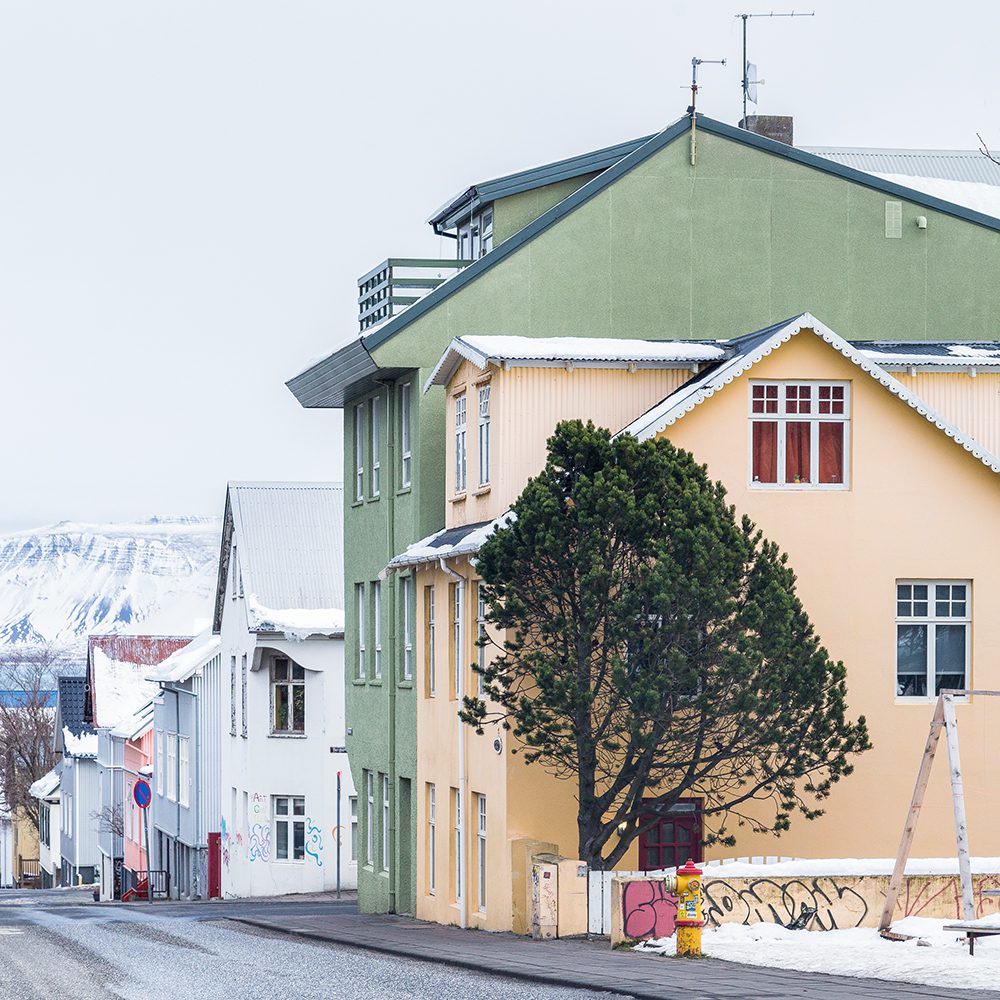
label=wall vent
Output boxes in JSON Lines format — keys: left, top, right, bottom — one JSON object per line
{"left": 885, "top": 201, "right": 903, "bottom": 239}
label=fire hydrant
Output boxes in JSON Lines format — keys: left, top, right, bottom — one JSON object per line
{"left": 675, "top": 858, "right": 704, "bottom": 957}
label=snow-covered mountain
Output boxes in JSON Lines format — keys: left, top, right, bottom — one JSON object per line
{"left": 0, "top": 517, "right": 221, "bottom": 658}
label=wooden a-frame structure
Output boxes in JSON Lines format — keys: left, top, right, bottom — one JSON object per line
{"left": 879, "top": 690, "right": 1000, "bottom": 932}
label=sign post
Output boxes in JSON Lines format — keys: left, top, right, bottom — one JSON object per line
{"left": 133, "top": 779, "right": 153, "bottom": 903}
{"left": 336, "top": 771, "right": 342, "bottom": 900}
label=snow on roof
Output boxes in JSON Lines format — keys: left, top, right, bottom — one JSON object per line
{"left": 857, "top": 341, "right": 1000, "bottom": 367}
{"left": 426, "top": 335, "right": 724, "bottom": 390}
{"left": 63, "top": 726, "right": 97, "bottom": 757}
{"left": 806, "top": 147, "right": 1000, "bottom": 187}
{"left": 145, "top": 629, "right": 222, "bottom": 684}
{"left": 387, "top": 512, "right": 516, "bottom": 571}
{"left": 621, "top": 313, "right": 1000, "bottom": 477}
{"left": 703, "top": 856, "right": 1000, "bottom": 878}
{"left": 109, "top": 699, "right": 155, "bottom": 741}
{"left": 871, "top": 173, "right": 1000, "bottom": 221}
{"left": 246, "top": 599, "right": 345, "bottom": 640}
{"left": 29, "top": 766, "right": 61, "bottom": 800}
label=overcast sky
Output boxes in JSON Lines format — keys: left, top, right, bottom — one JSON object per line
{"left": 1, "top": 0, "right": 998, "bottom": 532}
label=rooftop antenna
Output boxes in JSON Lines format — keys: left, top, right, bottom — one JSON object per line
{"left": 736, "top": 11, "right": 814, "bottom": 126}
{"left": 689, "top": 56, "right": 726, "bottom": 166}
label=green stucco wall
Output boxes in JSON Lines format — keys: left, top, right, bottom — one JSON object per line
{"left": 492, "top": 173, "right": 600, "bottom": 245}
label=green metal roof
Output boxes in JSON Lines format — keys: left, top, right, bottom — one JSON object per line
{"left": 288, "top": 113, "right": 1000, "bottom": 410}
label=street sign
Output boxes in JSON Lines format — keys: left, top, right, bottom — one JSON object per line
{"left": 133, "top": 779, "right": 152, "bottom": 809}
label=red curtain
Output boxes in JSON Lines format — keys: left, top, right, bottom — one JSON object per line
{"left": 785, "top": 422, "right": 810, "bottom": 483}
{"left": 752, "top": 422, "right": 777, "bottom": 483}
{"left": 819, "top": 422, "right": 844, "bottom": 483}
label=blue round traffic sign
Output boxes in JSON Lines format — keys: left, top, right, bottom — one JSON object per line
{"left": 133, "top": 779, "right": 152, "bottom": 809}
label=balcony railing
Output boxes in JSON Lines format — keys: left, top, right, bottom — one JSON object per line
{"left": 358, "top": 258, "right": 471, "bottom": 333}
{"left": 17, "top": 858, "right": 40, "bottom": 889}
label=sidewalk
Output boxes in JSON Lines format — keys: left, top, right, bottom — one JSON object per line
{"left": 229, "top": 909, "right": 994, "bottom": 1000}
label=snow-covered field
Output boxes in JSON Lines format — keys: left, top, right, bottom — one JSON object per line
{"left": 637, "top": 917, "right": 1000, "bottom": 992}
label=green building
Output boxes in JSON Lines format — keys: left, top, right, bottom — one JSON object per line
{"left": 287, "top": 112, "right": 1000, "bottom": 914}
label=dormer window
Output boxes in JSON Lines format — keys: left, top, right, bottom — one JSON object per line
{"left": 749, "top": 381, "right": 850, "bottom": 489}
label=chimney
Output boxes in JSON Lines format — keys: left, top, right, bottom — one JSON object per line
{"left": 739, "top": 115, "right": 793, "bottom": 146}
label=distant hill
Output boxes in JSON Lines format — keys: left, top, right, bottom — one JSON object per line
{"left": 0, "top": 517, "right": 221, "bottom": 661}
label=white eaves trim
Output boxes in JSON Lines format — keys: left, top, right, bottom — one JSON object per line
{"left": 621, "top": 312, "right": 1000, "bottom": 476}
{"left": 424, "top": 335, "right": 725, "bottom": 392}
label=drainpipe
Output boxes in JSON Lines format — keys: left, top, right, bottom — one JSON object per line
{"left": 438, "top": 556, "right": 467, "bottom": 929}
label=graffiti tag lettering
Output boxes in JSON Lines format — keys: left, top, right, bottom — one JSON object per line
{"left": 622, "top": 879, "right": 678, "bottom": 941}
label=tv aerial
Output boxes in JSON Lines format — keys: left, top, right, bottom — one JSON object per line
{"left": 735, "top": 11, "right": 814, "bottom": 125}
{"left": 687, "top": 56, "right": 727, "bottom": 165}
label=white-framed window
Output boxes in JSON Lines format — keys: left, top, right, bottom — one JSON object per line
{"left": 454, "top": 788, "right": 462, "bottom": 902}
{"left": 357, "top": 583, "right": 366, "bottom": 680}
{"left": 897, "top": 581, "right": 970, "bottom": 698}
{"left": 355, "top": 403, "right": 365, "bottom": 502}
{"left": 156, "top": 732, "right": 164, "bottom": 795}
{"left": 426, "top": 585, "right": 436, "bottom": 697}
{"left": 382, "top": 774, "right": 390, "bottom": 872}
{"left": 349, "top": 796, "right": 358, "bottom": 862}
{"left": 454, "top": 395, "right": 467, "bottom": 493}
{"left": 370, "top": 395, "right": 381, "bottom": 498}
{"left": 373, "top": 581, "right": 382, "bottom": 680}
{"left": 366, "top": 771, "right": 374, "bottom": 866}
{"left": 478, "top": 384, "right": 491, "bottom": 487}
{"left": 179, "top": 737, "right": 190, "bottom": 808}
{"left": 231, "top": 544, "right": 237, "bottom": 599}
{"left": 272, "top": 657, "right": 305, "bottom": 734}
{"left": 452, "top": 583, "right": 463, "bottom": 700}
{"left": 241, "top": 654, "right": 248, "bottom": 738}
{"left": 274, "top": 796, "right": 305, "bottom": 861}
{"left": 166, "top": 733, "right": 178, "bottom": 802}
{"left": 230, "top": 655, "right": 237, "bottom": 736}
{"left": 63, "top": 791, "right": 72, "bottom": 835}
{"left": 400, "top": 382, "right": 412, "bottom": 488}
{"left": 428, "top": 783, "right": 436, "bottom": 895}
{"left": 402, "top": 576, "right": 414, "bottom": 681}
{"left": 477, "top": 794, "right": 487, "bottom": 913}
{"left": 749, "top": 381, "right": 850, "bottom": 488}
{"left": 476, "top": 583, "right": 487, "bottom": 698}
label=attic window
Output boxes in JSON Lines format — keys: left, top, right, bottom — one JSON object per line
{"left": 885, "top": 201, "right": 902, "bottom": 239}
{"left": 749, "top": 381, "right": 850, "bottom": 489}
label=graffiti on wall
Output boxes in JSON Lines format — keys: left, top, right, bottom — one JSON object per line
{"left": 220, "top": 816, "right": 230, "bottom": 871}
{"left": 305, "top": 818, "right": 324, "bottom": 867}
{"left": 621, "top": 879, "right": 678, "bottom": 941}
{"left": 248, "top": 823, "right": 271, "bottom": 863}
{"left": 702, "top": 878, "right": 869, "bottom": 930}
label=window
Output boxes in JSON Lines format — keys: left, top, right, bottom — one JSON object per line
{"left": 349, "top": 796, "right": 358, "bottom": 862}
{"left": 366, "top": 771, "right": 374, "bottom": 866}
{"left": 400, "top": 382, "right": 412, "bottom": 488}
{"left": 481, "top": 207, "right": 494, "bottom": 255}
{"left": 454, "top": 395, "right": 467, "bottom": 493}
{"left": 426, "top": 585, "right": 436, "bottom": 697}
{"left": 370, "top": 396, "right": 381, "bottom": 498}
{"left": 40, "top": 803, "right": 49, "bottom": 847}
{"left": 402, "top": 576, "right": 414, "bottom": 681}
{"left": 458, "top": 208, "right": 493, "bottom": 259}
{"left": 241, "top": 654, "right": 248, "bottom": 738}
{"left": 179, "top": 737, "right": 190, "bottom": 807}
{"left": 156, "top": 732, "right": 164, "bottom": 795}
{"left": 166, "top": 734, "right": 178, "bottom": 802}
{"left": 453, "top": 788, "right": 462, "bottom": 902}
{"left": 452, "top": 583, "right": 464, "bottom": 700}
{"left": 749, "top": 381, "right": 849, "bottom": 488}
{"left": 356, "top": 584, "right": 366, "bottom": 680}
{"left": 354, "top": 403, "right": 365, "bottom": 502}
{"left": 272, "top": 658, "right": 305, "bottom": 733}
{"left": 427, "top": 784, "right": 436, "bottom": 895}
{"left": 476, "top": 583, "right": 487, "bottom": 698}
{"left": 896, "top": 581, "right": 970, "bottom": 697}
{"left": 638, "top": 800, "right": 702, "bottom": 870}
{"left": 274, "top": 796, "right": 305, "bottom": 861}
{"left": 477, "top": 385, "right": 491, "bottom": 487}
{"left": 373, "top": 581, "right": 382, "bottom": 680}
{"left": 477, "top": 794, "right": 487, "bottom": 913}
{"left": 382, "top": 774, "right": 390, "bottom": 872}
{"left": 231, "top": 544, "right": 237, "bottom": 598}
{"left": 230, "top": 655, "right": 237, "bottom": 736}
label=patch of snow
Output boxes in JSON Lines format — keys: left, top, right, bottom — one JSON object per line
{"left": 62, "top": 727, "right": 97, "bottom": 757}
{"left": 145, "top": 629, "right": 222, "bottom": 684}
{"left": 636, "top": 918, "right": 1000, "bottom": 993}
{"left": 387, "top": 511, "right": 516, "bottom": 570}
{"left": 91, "top": 646, "right": 162, "bottom": 730}
{"left": 703, "top": 857, "right": 1000, "bottom": 878}
{"left": 28, "top": 768, "right": 60, "bottom": 800}
{"left": 460, "top": 335, "right": 725, "bottom": 364}
{"left": 247, "top": 597, "right": 345, "bottom": 640}
{"left": 858, "top": 347, "right": 1000, "bottom": 366}
{"left": 874, "top": 173, "right": 1000, "bottom": 221}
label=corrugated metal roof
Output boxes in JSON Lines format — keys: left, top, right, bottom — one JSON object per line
{"left": 216, "top": 483, "right": 345, "bottom": 632}
{"left": 805, "top": 148, "right": 1000, "bottom": 186}
{"left": 855, "top": 342, "right": 1000, "bottom": 366}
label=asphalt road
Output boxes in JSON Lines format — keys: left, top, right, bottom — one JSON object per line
{"left": 0, "top": 889, "right": 622, "bottom": 1000}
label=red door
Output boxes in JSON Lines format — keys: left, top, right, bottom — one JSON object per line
{"left": 207, "top": 832, "right": 221, "bottom": 898}
{"left": 638, "top": 799, "right": 702, "bottom": 871}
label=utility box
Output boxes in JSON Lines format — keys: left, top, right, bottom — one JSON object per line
{"left": 531, "top": 854, "right": 560, "bottom": 939}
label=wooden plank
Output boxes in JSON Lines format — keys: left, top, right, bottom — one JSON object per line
{"left": 879, "top": 696, "right": 945, "bottom": 931}
{"left": 942, "top": 694, "right": 976, "bottom": 921}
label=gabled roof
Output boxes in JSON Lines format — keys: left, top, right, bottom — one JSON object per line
{"left": 622, "top": 312, "right": 1000, "bottom": 476}
{"left": 289, "top": 114, "right": 1000, "bottom": 412}
{"left": 146, "top": 628, "right": 222, "bottom": 684}
{"left": 425, "top": 335, "right": 724, "bottom": 391}
{"left": 213, "top": 482, "right": 345, "bottom": 636}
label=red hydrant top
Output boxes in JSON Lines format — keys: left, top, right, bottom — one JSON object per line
{"left": 677, "top": 858, "right": 703, "bottom": 877}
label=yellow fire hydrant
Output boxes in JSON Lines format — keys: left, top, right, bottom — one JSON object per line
{"left": 675, "top": 858, "right": 704, "bottom": 957}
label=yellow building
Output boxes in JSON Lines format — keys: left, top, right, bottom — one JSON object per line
{"left": 389, "top": 316, "right": 1000, "bottom": 932}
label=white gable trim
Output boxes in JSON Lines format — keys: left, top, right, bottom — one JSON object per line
{"left": 623, "top": 312, "right": 1000, "bottom": 476}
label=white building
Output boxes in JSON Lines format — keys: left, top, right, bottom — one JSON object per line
{"left": 28, "top": 767, "right": 61, "bottom": 888}
{"left": 0, "top": 792, "right": 12, "bottom": 888}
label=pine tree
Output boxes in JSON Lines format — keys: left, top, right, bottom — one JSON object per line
{"left": 462, "top": 420, "right": 871, "bottom": 869}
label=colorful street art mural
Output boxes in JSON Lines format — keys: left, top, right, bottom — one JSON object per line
{"left": 305, "top": 818, "right": 324, "bottom": 867}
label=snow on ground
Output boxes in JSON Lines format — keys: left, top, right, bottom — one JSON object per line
{"left": 703, "top": 856, "right": 1000, "bottom": 877}
{"left": 636, "top": 917, "right": 1000, "bottom": 992}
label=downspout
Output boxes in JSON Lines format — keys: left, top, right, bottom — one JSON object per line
{"left": 438, "top": 556, "right": 467, "bottom": 929}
